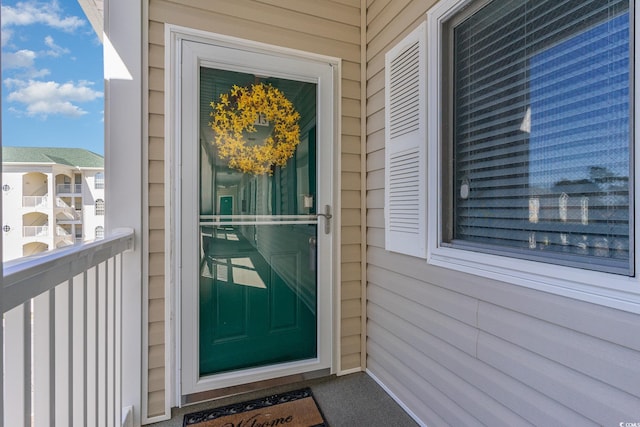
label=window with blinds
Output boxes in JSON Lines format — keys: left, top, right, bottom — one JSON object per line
{"left": 442, "top": 0, "right": 633, "bottom": 274}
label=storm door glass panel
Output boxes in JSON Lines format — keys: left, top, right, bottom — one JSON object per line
{"left": 198, "top": 67, "right": 318, "bottom": 376}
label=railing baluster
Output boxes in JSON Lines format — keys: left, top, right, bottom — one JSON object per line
{"left": 3, "top": 302, "right": 30, "bottom": 427}
{"left": 108, "top": 257, "right": 115, "bottom": 427}
{"left": 33, "top": 290, "right": 53, "bottom": 426}
{"left": 115, "top": 253, "right": 123, "bottom": 426}
{"left": 86, "top": 266, "right": 98, "bottom": 426}
{"left": 55, "top": 281, "right": 70, "bottom": 426}
{"left": 97, "top": 261, "right": 107, "bottom": 427}
{"left": 72, "top": 273, "right": 85, "bottom": 426}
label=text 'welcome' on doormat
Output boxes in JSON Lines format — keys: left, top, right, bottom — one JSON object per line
{"left": 183, "top": 388, "right": 328, "bottom": 427}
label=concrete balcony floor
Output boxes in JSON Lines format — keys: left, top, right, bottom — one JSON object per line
{"left": 149, "top": 372, "right": 418, "bottom": 427}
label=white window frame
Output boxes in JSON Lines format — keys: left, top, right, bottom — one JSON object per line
{"left": 426, "top": 0, "right": 640, "bottom": 313}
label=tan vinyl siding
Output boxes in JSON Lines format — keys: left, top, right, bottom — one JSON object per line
{"left": 146, "top": 0, "right": 362, "bottom": 419}
{"left": 365, "top": 1, "right": 640, "bottom": 425}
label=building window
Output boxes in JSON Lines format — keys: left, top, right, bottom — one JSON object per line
{"left": 3, "top": 225, "right": 11, "bottom": 232}
{"left": 95, "top": 226, "right": 104, "bottom": 239}
{"left": 95, "top": 172, "right": 104, "bottom": 189}
{"left": 2, "top": 184, "right": 10, "bottom": 192}
{"left": 95, "top": 199, "right": 105, "bottom": 216}
{"left": 431, "top": 0, "right": 632, "bottom": 275}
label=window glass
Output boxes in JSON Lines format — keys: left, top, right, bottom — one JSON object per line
{"left": 95, "top": 198, "right": 105, "bottom": 216}
{"left": 445, "top": 0, "right": 632, "bottom": 274}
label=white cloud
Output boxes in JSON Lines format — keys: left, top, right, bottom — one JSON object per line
{"left": 1, "top": 48, "right": 51, "bottom": 78}
{"left": 0, "top": 1, "right": 85, "bottom": 32}
{"left": 43, "top": 35, "right": 69, "bottom": 57}
{"left": 3, "top": 49, "right": 36, "bottom": 69}
{"left": 1, "top": 28, "right": 13, "bottom": 47}
{"left": 4, "top": 79, "right": 103, "bottom": 118}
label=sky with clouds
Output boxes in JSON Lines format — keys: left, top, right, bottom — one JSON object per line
{"left": 2, "top": 0, "right": 104, "bottom": 154}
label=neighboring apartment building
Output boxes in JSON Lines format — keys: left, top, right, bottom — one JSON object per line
{"left": 2, "top": 146, "right": 105, "bottom": 262}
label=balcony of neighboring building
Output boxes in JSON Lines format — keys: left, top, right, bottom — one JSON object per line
{"left": 22, "top": 212, "right": 49, "bottom": 244}
{"left": 21, "top": 172, "right": 49, "bottom": 212}
{"left": 55, "top": 173, "right": 82, "bottom": 195}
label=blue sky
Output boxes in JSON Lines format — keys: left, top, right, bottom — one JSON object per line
{"left": 1, "top": 0, "right": 104, "bottom": 155}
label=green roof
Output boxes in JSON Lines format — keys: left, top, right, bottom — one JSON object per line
{"left": 2, "top": 147, "right": 104, "bottom": 168}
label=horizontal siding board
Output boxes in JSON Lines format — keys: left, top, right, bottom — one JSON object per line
{"left": 340, "top": 353, "right": 361, "bottom": 370}
{"left": 149, "top": 91, "right": 164, "bottom": 115}
{"left": 342, "top": 153, "right": 360, "bottom": 172}
{"left": 368, "top": 304, "right": 596, "bottom": 426}
{"left": 148, "top": 43, "right": 164, "bottom": 69}
{"left": 342, "top": 97, "right": 361, "bottom": 118}
{"left": 369, "top": 264, "right": 478, "bottom": 325}
{"left": 149, "top": 299, "right": 165, "bottom": 323}
{"left": 254, "top": 0, "right": 361, "bottom": 26}
{"left": 340, "top": 226, "right": 361, "bottom": 245}
{"left": 366, "top": 208, "right": 384, "bottom": 229}
{"left": 149, "top": 229, "right": 164, "bottom": 253}
{"left": 147, "top": 391, "right": 165, "bottom": 417}
{"left": 341, "top": 209, "right": 361, "bottom": 228}
{"left": 367, "top": 358, "right": 449, "bottom": 426}
{"left": 367, "top": 129, "right": 384, "bottom": 153}
{"left": 149, "top": 160, "right": 164, "bottom": 184}
{"left": 148, "top": 138, "right": 164, "bottom": 161}
{"left": 169, "top": 0, "right": 360, "bottom": 43}
{"left": 342, "top": 299, "right": 361, "bottom": 316}
{"left": 367, "top": 169, "right": 384, "bottom": 190}
{"left": 479, "top": 333, "right": 640, "bottom": 424}
{"left": 342, "top": 135, "right": 361, "bottom": 155}
{"left": 340, "top": 190, "right": 360, "bottom": 210}
{"left": 366, "top": 89, "right": 384, "bottom": 117}
{"left": 368, "top": 285, "right": 478, "bottom": 356}
{"left": 366, "top": 149, "right": 384, "bottom": 172}
{"left": 148, "top": 344, "right": 165, "bottom": 369}
{"left": 366, "top": 0, "right": 391, "bottom": 26}
{"left": 149, "top": 114, "right": 164, "bottom": 138}
{"left": 149, "top": 20, "right": 165, "bottom": 44}
{"left": 367, "top": 188, "right": 383, "bottom": 209}
{"left": 341, "top": 279, "right": 362, "bottom": 299}
{"left": 148, "top": 276, "right": 165, "bottom": 300}
{"left": 368, "top": 336, "right": 511, "bottom": 427}
{"left": 366, "top": 227, "right": 384, "bottom": 248}
{"left": 478, "top": 302, "right": 640, "bottom": 397}
{"left": 341, "top": 335, "right": 361, "bottom": 355}
{"left": 341, "top": 316, "right": 361, "bottom": 336}
{"left": 148, "top": 367, "right": 165, "bottom": 392}
{"left": 149, "top": 206, "right": 165, "bottom": 230}
{"left": 148, "top": 183, "right": 164, "bottom": 207}
{"left": 366, "top": 0, "right": 411, "bottom": 49}
{"left": 150, "top": 0, "right": 360, "bottom": 62}
{"left": 148, "top": 67, "right": 164, "bottom": 92}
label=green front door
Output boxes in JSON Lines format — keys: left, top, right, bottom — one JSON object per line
{"left": 198, "top": 67, "right": 319, "bottom": 376}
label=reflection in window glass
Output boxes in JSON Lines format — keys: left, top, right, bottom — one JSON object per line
{"left": 447, "top": 0, "right": 631, "bottom": 274}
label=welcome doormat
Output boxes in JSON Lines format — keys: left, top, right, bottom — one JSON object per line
{"left": 183, "top": 388, "right": 328, "bottom": 427}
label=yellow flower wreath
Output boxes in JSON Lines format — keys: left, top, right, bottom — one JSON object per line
{"left": 209, "top": 83, "right": 301, "bottom": 175}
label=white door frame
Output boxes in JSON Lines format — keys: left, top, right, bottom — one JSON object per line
{"left": 165, "top": 26, "right": 341, "bottom": 403}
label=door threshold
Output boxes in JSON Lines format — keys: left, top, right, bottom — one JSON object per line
{"left": 181, "top": 368, "right": 331, "bottom": 406}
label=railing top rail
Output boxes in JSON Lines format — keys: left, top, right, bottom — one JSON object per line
{"left": 3, "top": 227, "right": 134, "bottom": 314}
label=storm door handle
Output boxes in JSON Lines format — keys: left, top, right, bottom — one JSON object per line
{"left": 315, "top": 205, "right": 332, "bottom": 235}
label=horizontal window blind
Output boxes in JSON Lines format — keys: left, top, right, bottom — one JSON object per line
{"left": 449, "top": 0, "right": 632, "bottom": 274}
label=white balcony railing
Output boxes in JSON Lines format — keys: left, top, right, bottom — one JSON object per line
{"left": 57, "top": 184, "right": 82, "bottom": 194}
{"left": 23, "top": 225, "right": 49, "bottom": 237}
{"left": 22, "top": 195, "right": 49, "bottom": 209}
{"left": 2, "top": 228, "right": 134, "bottom": 427}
